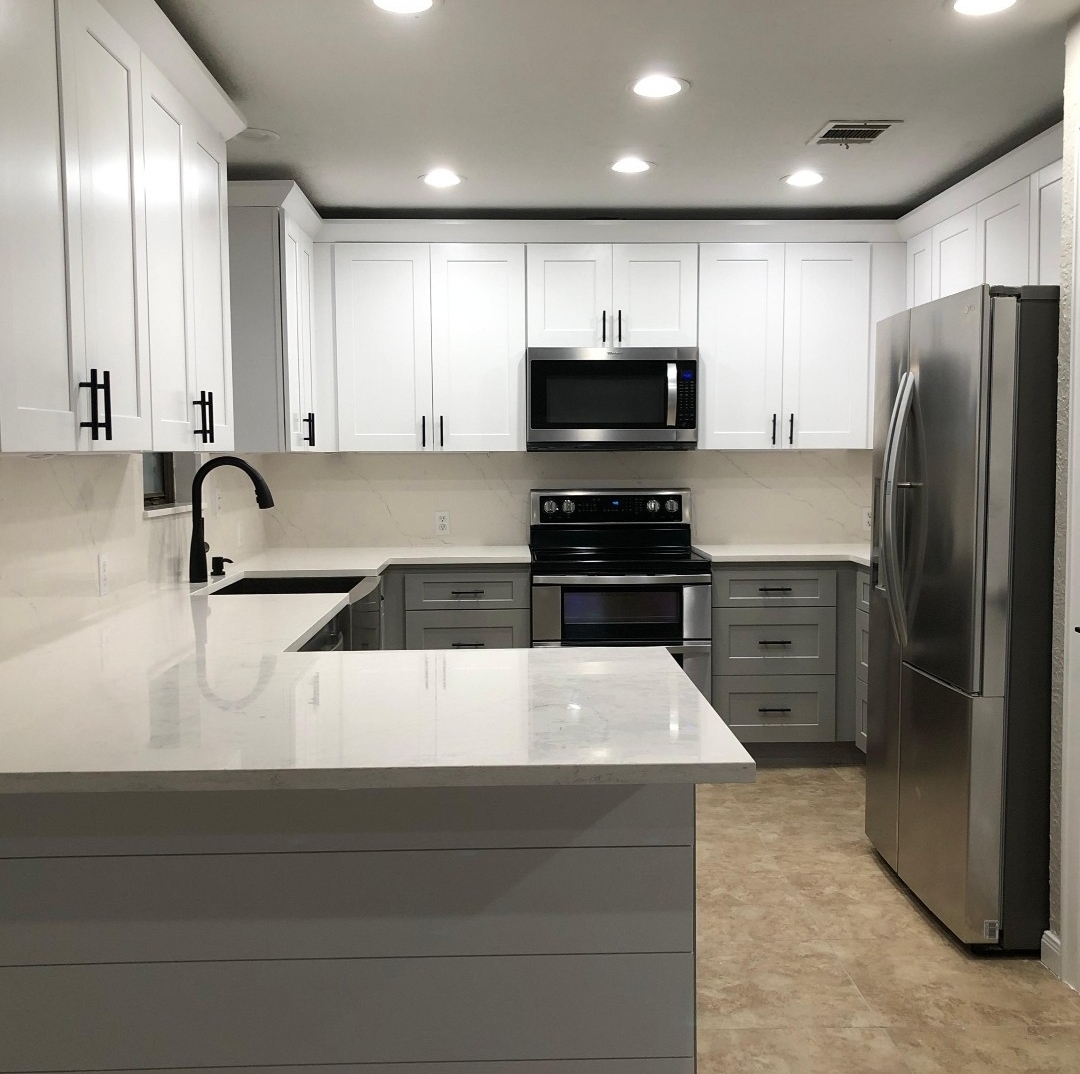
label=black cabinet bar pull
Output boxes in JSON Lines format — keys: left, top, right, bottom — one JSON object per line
{"left": 758, "top": 586, "right": 793, "bottom": 593}
{"left": 440, "top": 415, "right": 444, "bottom": 447}
{"left": 771, "top": 413, "right": 777, "bottom": 445}
{"left": 617, "top": 309, "right": 622, "bottom": 344}
{"left": 450, "top": 590, "right": 484, "bottom": 597}
{"left": 79, "top": 368, "right": 102, "bottom": 440}
{"left": 758, "top": 707, "right": 793, "bottom": 714}
{"left": 206, "top": 389, "right": 214, "bottom": 445}
{"left": 601, "top": 310, "right": 606, "bottom": 344}
{"left": 302, "top": 411, "right": 315, "bottom": 447}
{"left": 789, "top": 413, "right": 794, "bottom": 445}
{"left": 192, "top": 391, "right": 209, "bottom": 443}
{"left": 102, "top": 369, "right": 113, "bottom": 441}
{"left": 452, "top": 642, "right": 486, "bottom": 648}
{"left": 758, "top": 639, "right": 793, "bottom": 646}
{"left": 421, "top": 415, "right": 426, "bottom": 447}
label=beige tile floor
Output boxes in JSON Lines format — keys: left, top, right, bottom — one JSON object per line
{"left": 695, "top": 766, "right": 1080, "bottom": 1073}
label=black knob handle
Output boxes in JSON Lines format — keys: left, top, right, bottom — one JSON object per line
{"left": 210, "top": 556, "right": 233, "bottom": 577}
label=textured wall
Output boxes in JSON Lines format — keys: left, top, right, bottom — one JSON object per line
{"left": 0, "top": 454, "right": 267, "bottom": 660}
{"left": 1051, "top": 16, "right": 1080, "bottom": 940}
{"left": 255, "top": 450, "right": 872, "bottom": 549}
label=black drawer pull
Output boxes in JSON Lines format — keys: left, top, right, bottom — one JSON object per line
{"left": 758, "top": 707, "right": 793, "bottom": 714}
{"left": 450, "top": 590, "right": 485, "bottom": 597}
{"left": 758, "top": 639, "right": 792, "bottom": 646}
{"left": 758, "top": 586, "right": 793, "bottom": 593}
{"left": 452, "top": 642, "right": 486, "bottom": 648}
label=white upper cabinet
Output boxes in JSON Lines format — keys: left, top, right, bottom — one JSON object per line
{"left": 611, "top": 244, "right": 698, "bottom": 346}
{"left": 907, "top": 228, "right": 932, "bottom": 309}
{"left": 0, "top": 0, "right": 77, "bottom": 452}
{"left": 143, "top": 64, "right": 233, "bottom": 452}
{"left": 282, "top": 215, "right": 316, "bottom": 451}
{"left": 57, "top": 0, "right": 151, "bottom": 451}
{"left": 975, "top": 177, "right": 1030, "bottom": 288}
{"left": 698, "top": 243, "right": 785, "bottom": 450}
{"left": 1031, "top": 161, "right": 1063, "bottom": 286}
{"left": 430, "top": 244, "right": 526, "bottom": 452}
{"left": 526, "top": 243, "right": 697, "bottom": 347}
{"left": 334, "top": 244, "right": 433, "bottom": 452}
{"left": 782, "top": 244, "right": 871, "bottom": 449}
{"left": 931, "top": 207, "right": 978, "bottom": 301}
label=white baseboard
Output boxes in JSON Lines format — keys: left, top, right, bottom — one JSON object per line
{"left": 1042, "top": 930, "right": 1063, "bottom": 978}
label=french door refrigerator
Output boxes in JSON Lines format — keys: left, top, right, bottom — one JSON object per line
{"left": 865, "top": 284, "right": 1058, "bottom": 950}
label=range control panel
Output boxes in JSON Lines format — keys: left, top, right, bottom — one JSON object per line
{"left": 532, "top": 490, "right": 688, "bottom": 524}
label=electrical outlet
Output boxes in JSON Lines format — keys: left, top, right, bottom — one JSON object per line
{"left": 864, "top": 508, "right": 873, "bottom": 533}
{"left": 97, "top": 552, "right": 109, "bottom": 597}
{"left": 435, "top": 510, "right": 451, "bottom": 536}
{"left": 214, "top": 488, "right": 224, "bottom": 518}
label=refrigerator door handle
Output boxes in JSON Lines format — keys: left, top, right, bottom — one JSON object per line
{"left": 882, "top": 371, "right": 916, "bottom": 647}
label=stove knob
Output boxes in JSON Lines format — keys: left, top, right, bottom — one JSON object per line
{"left": 646, "top": 498, "right": 660, "bottom": 514}
{"left": 561, "top": 499, "right": 576, "bottom": 515}
{"left": 542, "top": 499, "right": 559, "bottom": 515}
{"left": 664, "top": 498, "right": 679, "bottom": 514}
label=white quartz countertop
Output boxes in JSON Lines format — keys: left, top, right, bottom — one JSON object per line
{"left": 695, "top": 543, "right": 871, "bottom": 567}
{"left": 230, "top": 545, "right": 532, "bottom": 575}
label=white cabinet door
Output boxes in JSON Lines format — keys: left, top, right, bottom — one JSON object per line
{"left": 430, "top": 244, "right": 526, "bottom": 452}
{"left": 611, "top": 243, "right": 698, "bottom": 346}
{"left": 976, "top": 177, "right": 1030, "bottom": 288}
{"left": 698, "top": 243, "right": 784, "bottom": 450}
{"left": 906, "top": 228, "right": 932, "bottom": 309}
{"left": 1030, "top": 160, "right": 1062, "bottom": 286}
{"left": 781, "top": 244, "right": 871, "bottom": 449}
{"left": 334, "top": 244, "right": 432, "bottom": 452}
{"left": 930, "top": 206, "right": 977, "bottom": 300}
{"left": 525, "top": 244, "right": 612, "bottom": 346}
{"left": 0, "top": 0, "right": 77, "bottom": 451}
{"left": 282, "top": 215, "right": 315, "bottom": 451}
{"left": 185, "top": 115, "right": 233, "bottom": 450}
{"left": 58, "top": 0, "right": 151, "bottom": 451}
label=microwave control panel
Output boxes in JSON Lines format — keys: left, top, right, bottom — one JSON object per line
{"left": 675, "top": 362, "right": 696, "bottom": 429}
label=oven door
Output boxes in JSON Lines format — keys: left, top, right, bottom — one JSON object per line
{"left": 526, "top": 349, "right": 697, "bottom": 448}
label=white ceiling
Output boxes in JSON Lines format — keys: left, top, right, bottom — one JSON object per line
{"left": 156, "top": 0, "right": 1079, "bottom": 217}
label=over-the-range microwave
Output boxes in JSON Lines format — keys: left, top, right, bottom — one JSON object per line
{"left": 526, "top": 347, "right": 698, "bottom": 450}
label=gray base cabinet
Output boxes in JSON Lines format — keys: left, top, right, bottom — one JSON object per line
{"left": 855, "top": 569, "right": 870, "bottom": 752}
{"left": 712, "top": 674, "right": 837, "bottom": 742}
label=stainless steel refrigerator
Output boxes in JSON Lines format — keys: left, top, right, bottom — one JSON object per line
{"left": 865, "top": 284, "right": 1058, "bottom": 951}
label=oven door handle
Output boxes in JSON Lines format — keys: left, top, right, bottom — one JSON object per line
{"left": 532, "top": 574, "right": 713, "bottom": 586}
{"left": 666, "top": 362, "right": 678, "bottom": 427}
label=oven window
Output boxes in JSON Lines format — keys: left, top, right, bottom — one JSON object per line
{"left": 531, "top": 361, "right": 667, "bottom": 428}
{"left": 562, "top": 586, "right": 682, "bottom": 643}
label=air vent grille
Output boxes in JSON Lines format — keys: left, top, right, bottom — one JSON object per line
{"left": 810, "top": 121, "right": 899, "bottom": 146}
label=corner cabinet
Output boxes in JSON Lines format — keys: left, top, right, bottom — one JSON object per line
{"left": 699, "top": 242, "right": 873, "bottom": 450}
{"left": 334, "top": 243, "right": 526, "bottom": 452}
{"left": 526, "top": 244, "right": 697, "bottom": 347}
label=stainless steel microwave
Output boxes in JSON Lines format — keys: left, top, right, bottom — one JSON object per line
{"left": 526, "top": 347, "right": 698, "bottom": 450}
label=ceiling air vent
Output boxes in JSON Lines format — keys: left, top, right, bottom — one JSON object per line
{"left": 809, "top": 121, "right": 900, "bottom": 146}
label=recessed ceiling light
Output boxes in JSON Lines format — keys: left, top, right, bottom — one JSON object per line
{"left": 784, "top": 170, "right": 824, "bottom": 187}
{"left": 953, "top": 0, "right": 1016, "bottom": 14}
{"left": 233, "top": 127, "right": 280, "bottom": 143}
{"left": 373, "top": 0, "right": 434, "bottom": 13}
{"left": 630, "top": 74, "right": 689, "bottom": 98}
{"left": 422, "top": 167, "right": 462, "bottom": 188}
{"left": 612, "top": 157, "right": 652, "bottom": 173}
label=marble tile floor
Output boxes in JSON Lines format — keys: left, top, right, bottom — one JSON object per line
{"left": 695, "top": 766, "right": 1080, "bottom": 1073}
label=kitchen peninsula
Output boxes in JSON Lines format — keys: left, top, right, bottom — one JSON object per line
{"left": 0, "top": 573, "right": 753, "bottom": 1073}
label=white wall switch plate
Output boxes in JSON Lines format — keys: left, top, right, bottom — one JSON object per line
{"left": 435, "top": 510, "right": 451, "bottom": 536}
{"left": 97, "top": 552, "right": 109, "bottom": 597}
{"left": 214, "top": 488, "right": 224, "bottom": 518}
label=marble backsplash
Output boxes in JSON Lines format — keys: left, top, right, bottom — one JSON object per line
{"left": 256, "top": 450, "right": 873, "bottom": 548}
{"left": 0, "top": 453, "right": 267, "bottom": 659}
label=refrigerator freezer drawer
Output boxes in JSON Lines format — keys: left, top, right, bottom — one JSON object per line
{"left": 897, "top": 663, "right": 1004, "bottom": 945}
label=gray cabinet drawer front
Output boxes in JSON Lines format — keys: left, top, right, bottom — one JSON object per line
{"left": 714, "top": 607, "right": 836, "bottom": 675}
{"left": 856, "top": 608, "right": 870, "bottom": 683}
{"left": 0, "top": 846, "right": 691, "bottom": 966}
{"left": 712, "top": 568, "right": 837, "bottom": 608}
{"left": 405, "top": 609, "right": 530, "bottom": 649}
{"left": 0, "top": 954, "right": 693, "bottom": 1069}
{"left": 855, "top": 675, "right": 868, "bottom": 753}
{"left": 712, "top": 675, "right": 837, "bottom": 742}
{"left": 856, "top": 569, "right": 871, "bottom": 614}
{"left": 405, "top": 571, "right": 530, "bottom": 610}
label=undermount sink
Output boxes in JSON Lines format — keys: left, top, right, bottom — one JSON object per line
{"left": 211, "top": 575, "right": 368, "bottom": 595}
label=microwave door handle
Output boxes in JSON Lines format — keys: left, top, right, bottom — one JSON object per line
{"left": 666, "top": 362, "right": 677, "bottom": 426}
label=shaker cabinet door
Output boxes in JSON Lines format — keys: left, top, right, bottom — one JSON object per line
{"left": 975, "top": 177, "right": 1030, "bottom": 289}
{"left": 283, "top": 215, "right": 316, "bottom": 451}
{"left": 611, "top": 243, "right": 698, "bottom": 347}
{"left": 930, "top": 206, "right": 977, "bottom": 301}
{"left": 334, "top": 244, "right": 432, "bottom": 451}
{"left": 698, "top": 243, "right": 784, "bottom": 449}
{"left": 526, "top": 244, "right": 612, "bottom": 347}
